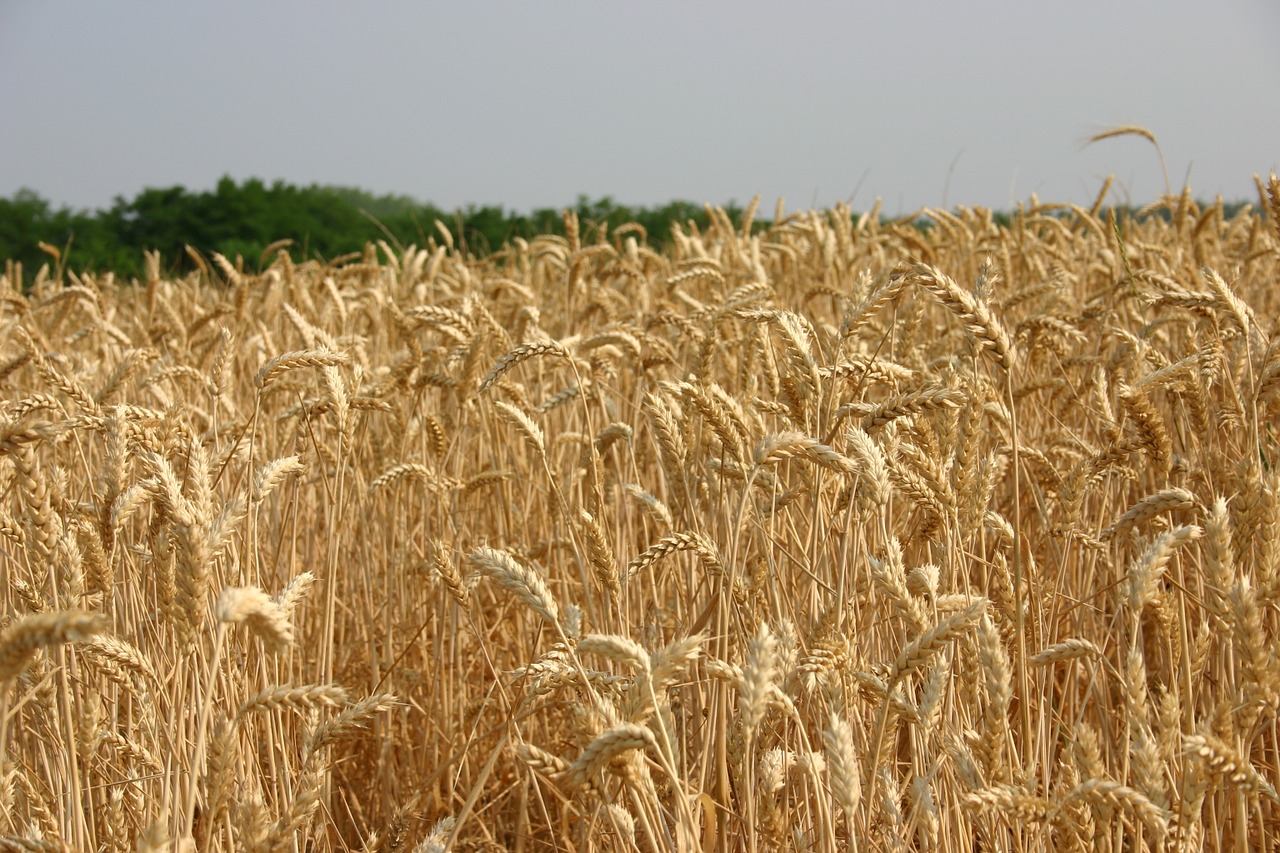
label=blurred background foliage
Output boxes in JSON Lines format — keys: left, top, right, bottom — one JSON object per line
{"left": 2, "top": 176, "right": 1248, "bottom": 285}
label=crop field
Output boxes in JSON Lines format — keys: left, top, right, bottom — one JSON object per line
{"left": 2, "top": 179, "right": 1279, "bottom": 852}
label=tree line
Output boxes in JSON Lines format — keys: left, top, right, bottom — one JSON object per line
{"left": 3, "top": 177, "right": 1252, "bottom": 285}
{"left": 0, "top": 177, "right": 742, "bottom": 281}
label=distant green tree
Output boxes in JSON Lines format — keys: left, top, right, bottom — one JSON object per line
{"left": 0, "top": 189, "right": 126, "bottom": 278}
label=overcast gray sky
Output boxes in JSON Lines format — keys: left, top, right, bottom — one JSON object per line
{"left": 3, "top": 1, "right": 1277, "bottom": 216}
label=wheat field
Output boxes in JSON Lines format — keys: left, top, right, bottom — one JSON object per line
{"left": 2, "top": 179, "right": 1279, "bottom": 852}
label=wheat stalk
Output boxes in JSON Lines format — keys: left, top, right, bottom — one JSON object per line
{"left": 467, "top": 546, "right": 560, "bottom": 625}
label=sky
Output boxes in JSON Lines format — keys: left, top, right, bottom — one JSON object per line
{"left": 2, "top": 1, "right": 1278, "bottom": 217}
